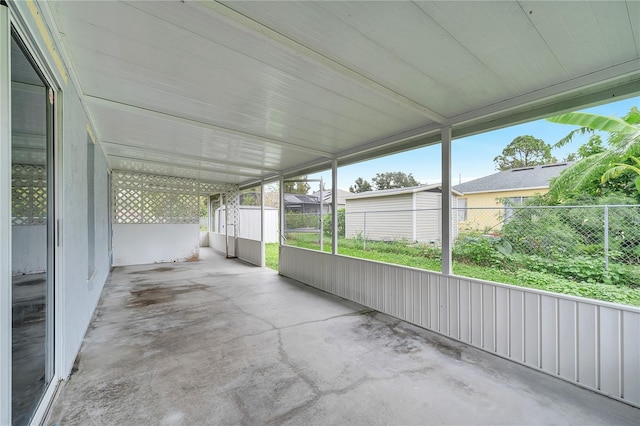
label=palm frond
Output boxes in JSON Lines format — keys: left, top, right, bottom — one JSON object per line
{"left": 600, "top": 163, "right": 640, "bottom": 183}
{"left": 547, "top": 112, "right": 636, "bottom": 134}
{"left": 551, "top": 127, "right": 593, "bottom": 148}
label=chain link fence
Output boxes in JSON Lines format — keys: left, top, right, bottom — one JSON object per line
{"left": 457, "top": 205, "right": 640, "bottom": 268}
{"left": 282, "top": 205, "right": 640, "bottom": 289}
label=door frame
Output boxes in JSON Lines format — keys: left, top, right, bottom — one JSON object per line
{"left": 2, "top": 3, "right": 65, "bottom": 424}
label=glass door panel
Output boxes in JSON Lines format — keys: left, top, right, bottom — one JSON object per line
{"left": 11, "top": 31, "right": 54, "bottom": 426}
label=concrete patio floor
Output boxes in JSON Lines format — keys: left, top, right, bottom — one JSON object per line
{"left": 46, "top": 248, "right": 639, "bottom": 425}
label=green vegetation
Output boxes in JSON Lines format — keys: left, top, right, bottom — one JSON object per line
{"left": 265, "top": 234, "right": 640, "bottom": 306}
{"left": 265, "top": 243, "right": 279, "bottom": 270}
{"left": 493, "top": 135, "right": 556, "bottom": 171}
{"left": 547, "top": 107, "right": 640, "bottom": 201}
{"left": 349, "top": 171, "right": 420, "bottom": 193}
{"left": 261, "top": 107, "right": 640, "bottom": 307}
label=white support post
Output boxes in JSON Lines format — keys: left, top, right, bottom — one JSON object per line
{"left": 260, "top": 182, "right": 265, "bottom": 267}
{"left": 319, "top": 176, "right": 323, "bottom": 251}
{"left": 224, "top": 194, "right": 229, "bottom": 257}
{"left": 0, "top": 3, "right": 11, "bottom": 424}
{"left": 441, "top": 126, "right": 453, "bottom": 275}
{"left": 331, "top": 159, "right": 338, "bottom": 255}
{"left": 279, "top": 175, "right": 285, "bottom": 271}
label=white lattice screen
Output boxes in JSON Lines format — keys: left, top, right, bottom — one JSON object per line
{"left": 112, "top": 171, "right": 239, "bottom": 225}
{"left": 12, "top": 164, "right": 47, "bottom": 226}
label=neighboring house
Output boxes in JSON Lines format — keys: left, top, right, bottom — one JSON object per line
{"left": 345, "top": 184, "right": 461, "bottom": 244}
{"left": 453, "top": 162, "right": 572, "bottom": 232}
{"left": 284, "top": 193, "right": 323, "bottom": 214}
{"left": 312, "top": 188, "right": 351, "bottom": 213}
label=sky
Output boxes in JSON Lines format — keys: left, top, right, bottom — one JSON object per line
{"left": 307, "top": 96, "right": 638, "bottom": 192}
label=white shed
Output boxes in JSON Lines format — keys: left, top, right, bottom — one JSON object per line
{"left": 345, "top": 184, "right": 461, "bottom": 244}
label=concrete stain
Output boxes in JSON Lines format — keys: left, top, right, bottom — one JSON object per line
{"left": 70, "top": 354, "right": 81, "bottom": 376}
{"left": 357, "top": 313, "right": 462, "bottom": 360}
{"left": 127, "top": 284, "right": 208, "bottom": 308}
{"left": 128, "top": 267, "right": 176, "bottom": 275}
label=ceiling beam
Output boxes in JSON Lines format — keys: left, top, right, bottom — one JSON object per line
{"left": 85, "top": 95, "right": 334, "bottom": 158}
{"left": 102, "top": 140, "right": 282, "bottom": 174}
{"left": 446, "top": 61, "right": 640, "bottom": 128}
{"left": 200, "top": 1, "right": 446, "bottom": 124}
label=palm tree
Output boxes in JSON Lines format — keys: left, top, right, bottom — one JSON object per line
{"left": 546, "top": 106, "right": 640, "bottom": 200}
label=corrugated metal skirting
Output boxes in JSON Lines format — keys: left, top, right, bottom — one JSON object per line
{"left": 279, "top": 246, "right": 640, "bottom": 407}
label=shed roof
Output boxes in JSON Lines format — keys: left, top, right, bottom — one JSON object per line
{"left": 453, "top": 162, "right": 572, "bottom": 194}
{"left": 345, "top": 184, "right": 462, "bottom": 200}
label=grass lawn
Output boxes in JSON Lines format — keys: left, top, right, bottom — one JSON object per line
{"left": 265, "top": 235, "right": 640, "bottom": 307}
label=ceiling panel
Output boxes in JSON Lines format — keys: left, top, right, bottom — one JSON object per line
{"left": 220, "top": 1, "right": 509, "bottom": 116}
{"left": 413, "top": 1, "right": 567, "bottom": 94}
{"left": 53, "top": 2, "right": 429, "bottom": 148}
{"left": 45, "top": 0, "right": 639, "bottom": 187}
{"left": 520, "top": 1, "right": 638, "bottom": 77}
{"left": 88, "top": 100, "right": 317, "bottom": 173}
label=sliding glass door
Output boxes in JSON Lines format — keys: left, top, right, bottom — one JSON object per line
{"left": 10, "top": 30, "right": 55, "bottom": 426}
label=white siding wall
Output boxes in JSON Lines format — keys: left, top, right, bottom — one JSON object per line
{"left": 280, "top": 246, "right": 640, "bottom": 408}
{"left": 345, "top": 194, "right": 413, "bottom": 241}
{"left": 346, "top": 192, "right": 458, "bottom": 244}
{"left": 415, "top": 192, "right": 440, "bottom": 244}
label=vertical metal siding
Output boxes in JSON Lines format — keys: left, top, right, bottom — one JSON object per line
{"left": 236, "top": 237, "right": 261, "bottom": 267}
{"left": 622, "top": 311, "right": 640, "bottom": 402}
{"left": 279, "top": 246, "right": 640, "bottom": 407}
{"left": 495, "top": 287, "right": 510, "bottom": 357}
{"left": 558, "top": 299, "right": 577, "bottom": 381}
{"left": 578, "top": 304, "right": 598, "bottom": 389}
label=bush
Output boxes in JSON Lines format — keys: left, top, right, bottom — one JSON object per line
{"left": 322, "top": 208, "right": 345, "bottom": 237}
{"left": 511, "top": 254, "right": 640, "bottom": 288}
{"left": 452, "top": 235, "right": 505, "bottom": 267}
{"left": 285, "top": 212, "right": 319, "bottom": 230}
{"left": 500, "top": 195, "right": 640, "bottom": 264}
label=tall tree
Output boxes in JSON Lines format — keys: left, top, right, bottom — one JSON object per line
{"left": 349, "top": 177, "right": 372, "bottom": 193}
{"left": 283, "top": 176, "right": 311, "bottom": 194}
{"left": 547, "top": 107, "right": 640, "bottom": 200}
{"left": 561, "top": 135, "right": 605, "bottom": 162}
{"left": 493, "top": 135, "right": 557, "bottom": 171}
{"left": 372, "top": 172, "right": 420, "bottom": 190}
{"left": 576, "top": 134, "right": 606, "bottom": 159}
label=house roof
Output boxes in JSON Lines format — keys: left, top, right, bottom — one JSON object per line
{"left": 453, "top": 162, "right": 572, "bottom": 194}
{"left": 284, "top": 193, "right": 321, "bottom": 205}
{"left": 345, "top": 183, "right": 462, "bottom": 200}
{"left": 312, "top": 189, "right": 352, "bottom": 205}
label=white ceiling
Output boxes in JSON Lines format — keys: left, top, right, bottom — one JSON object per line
{"left": 46, "top": 1, "right": 640, "bottom": 186}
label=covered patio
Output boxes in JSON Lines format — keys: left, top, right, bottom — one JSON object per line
{"left": 46, "top": 249, "right": 638, "bottom": 425}
{"left": 2, "top": 1, "right": 639, "bottom": 424}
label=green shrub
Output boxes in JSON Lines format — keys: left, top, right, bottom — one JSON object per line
{"left": 515, "top": 270, "right": 640, "bottom": 306}
{"left": 452, "top": 235, "right": 505, "bottom": 267}
{"left": 285, "top": 212, "right": 319, "bottom": 230}
{"left": 322, "top": 208, "right": 345, "bottom": 237}
{"left": 512, "top": 254, "right": 640, "bottom": 288}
